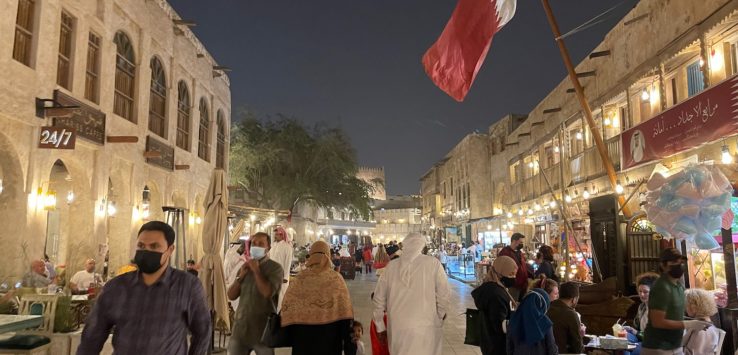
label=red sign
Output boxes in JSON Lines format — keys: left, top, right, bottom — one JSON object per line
{"left": 621, "top": 75, "right": 738, "bottom": 170}
{"left": 39, "top": 127, "right": 76, "bottom": 149}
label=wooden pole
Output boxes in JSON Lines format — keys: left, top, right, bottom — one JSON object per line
{"left": 539, "top": 159, "right": 599, "bottom": 280}
{"left": 557, "top": 127, "right": 570, "bottom": 281}
{"left": 106, "top": 136, "right": 138, "bottom": 143}
{"left": 723, "top": 227, "right": 738, "bottom": 308}
{"left": 541, "top": 0, "right": 631, "bottom": 218}
{"left": 143, "top": 151, "right": 162, "bottom": 158}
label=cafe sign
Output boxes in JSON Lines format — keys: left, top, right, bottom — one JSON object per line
{"left": 621, "top": 75, "right": 738, "bottom": 170}
{"left": 145, "top": 136, "right": 174, "bottom": 171}
{"left": 52, "top": 90, "right": 106, "bottom": 145}
{"left": 39, "top": 127, "right": 76, "bottom": 149}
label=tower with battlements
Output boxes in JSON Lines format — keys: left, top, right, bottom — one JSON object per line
{"left": 357, "top": 167, "right": 386, "bottom": 201}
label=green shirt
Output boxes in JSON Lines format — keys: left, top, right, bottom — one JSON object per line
{"left": 642, "top": 275, "right": 685, "bottom": 350}
{"left": 232, "top": 258, "right": 283, "bottom": 345}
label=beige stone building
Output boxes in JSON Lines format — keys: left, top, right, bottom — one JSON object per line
{"left": 357, "top": 166, "right": 386, "bottom": 201}
{"left": 0, "top": 0, "right": 231, "bottom": 281}
{"left": 422, "top": 0, "right": 738, "bottom": 259}
{"left": 372, "top": 195, "right": 423, "bottom": 243}
{"left": 420, "top": 133, "right": 492, "bottom": 245}
{"left": 492, "top": 0, "right": 738, "bottom": 255}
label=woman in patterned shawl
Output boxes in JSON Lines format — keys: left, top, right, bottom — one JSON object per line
{"left": 281, "top": 240, "right": 355, "bottom": 355}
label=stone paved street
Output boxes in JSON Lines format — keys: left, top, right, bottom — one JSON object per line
{"left": 275, "top": 271, "right": 481, "bottom": 355}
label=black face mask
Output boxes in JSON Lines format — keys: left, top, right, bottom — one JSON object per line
{"left": 501, "top": 276, "right": 516, "bottom": 288}
{"left": 515, "top": 244, "right": 523, "bottom": 251}
{"left": 134, "top": 249, "right": 165, "bottom": 274}
{"left": 667, "top": 264, "right": 685, "bottom": 279}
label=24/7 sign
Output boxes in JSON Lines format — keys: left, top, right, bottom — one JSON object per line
{"left": 39, "top": 127, "right": 76, "bottom": 149}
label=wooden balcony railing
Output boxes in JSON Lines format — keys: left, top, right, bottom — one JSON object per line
{"left": 569, "top": 137, "right": 621, "bottom": 185}
{"left": 508, "top": 164, "right": 563, "bottom": 204}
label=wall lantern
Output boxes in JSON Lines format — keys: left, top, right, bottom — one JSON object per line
{"left": 142, "top": 186, "right": 151, "bottom": 220}
{"left": 721, "top": 143, "right": 733, "bottom": 165}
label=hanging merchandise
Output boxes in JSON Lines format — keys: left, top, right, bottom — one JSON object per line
{"left": 644, "top": 164, "right": 733, "bottom": 249}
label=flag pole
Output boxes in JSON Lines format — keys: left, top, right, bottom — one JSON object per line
{"left": 540, "top": 0, "right": 632, "bottom": 218}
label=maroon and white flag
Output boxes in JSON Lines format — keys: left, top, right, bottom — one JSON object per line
{"left": 422, "top": 0, "right": 517, "bottom": 102}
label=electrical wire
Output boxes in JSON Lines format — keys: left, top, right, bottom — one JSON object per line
{"left": 556, "top": 0, "right": 638, "bottom": 41}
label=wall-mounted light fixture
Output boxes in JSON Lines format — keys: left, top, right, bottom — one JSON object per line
{"left": 721, "top": 143, "right": 733, "bottom": 164}
{"left": 142, "top": 186, "right": 151, "bottom": 220}
{"left": 44, "top": 190, "right": 57, "bottom": 211}
{"left": 107, "top": 200, "right": 117, "bottom": 216}
{"left": 615, "top": 180, "right": 624, "bottom": 194}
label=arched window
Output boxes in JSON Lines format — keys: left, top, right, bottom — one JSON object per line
{"left": 113, "top": 31, "right": 136, "bottom": 122}
{"left": 198, "top": 98, "right": 210, "bottom": 161}
{"left": 176, "top": 81, "right": 191, "bottom": 150}
{"left": 148, "top": 57, "right": 167, "bottom": 137}
{"left": 216, "top": 110, "right": 226, "bottom": 169}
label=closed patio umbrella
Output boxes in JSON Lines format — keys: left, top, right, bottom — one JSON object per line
{"left": 200, "top": 169, "right": 230, "bottom": 331}
{"left": 229, "top": 219, "right": 246, "bottom": 244}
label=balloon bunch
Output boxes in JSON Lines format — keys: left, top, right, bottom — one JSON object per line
{"left": 645, "top": 164, "right": 733, "bottom": 250}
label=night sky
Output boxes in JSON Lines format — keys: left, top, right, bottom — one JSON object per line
{"left": 171, "top": 0, "right": 637, "bottom": 195}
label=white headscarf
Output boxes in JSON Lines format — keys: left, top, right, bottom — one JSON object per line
{"left": 399, "top": 233, "right": 426, "bottom": 286}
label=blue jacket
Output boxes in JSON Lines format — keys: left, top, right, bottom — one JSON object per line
{"left": 507, "top": 327, "right": 558, "bottom": 355}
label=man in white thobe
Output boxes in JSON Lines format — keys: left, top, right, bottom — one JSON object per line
{"left": 223, "top": 241, "right": 246, "bottom": 311}
{"left": 372, "top": 233, "right": 450, "bottom": 355}
{"left": 269, "top": 227, "right": 293, "bottom": 311}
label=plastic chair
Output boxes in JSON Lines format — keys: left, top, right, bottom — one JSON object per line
{"left": 18, "top": 295, "right": 58, "bottom": 335}
{"left": 0, "top": 294, "right": 58, "bottom": 354}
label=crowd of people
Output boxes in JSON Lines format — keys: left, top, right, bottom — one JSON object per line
{"left": 471, "top": 233, "right": 722, "bottom": 355}
{"left": 37, "top": 220, "right": 718, "bottom": 355}
{"left": 70, "top": 221, "right": 455, "bottom": 355}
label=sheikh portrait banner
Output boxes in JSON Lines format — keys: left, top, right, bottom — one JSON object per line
{"left": 621, "top": 75, "right": 738, "bottom": 170}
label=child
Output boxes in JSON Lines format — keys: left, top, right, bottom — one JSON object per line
{"left": 352, "top": 321, "right": 366, "bottom": 355}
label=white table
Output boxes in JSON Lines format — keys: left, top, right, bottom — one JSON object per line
{"left": 71, "top": 295, "right": 88, "bottom": 302}
{"left": 0, "top": 315, "right": 43, "bottom": 333}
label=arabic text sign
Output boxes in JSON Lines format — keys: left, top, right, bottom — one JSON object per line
{"left": 52, "top": 90, "right": 106, "bottom": 145}
{"left": 145, "top": 136, "right": 174, "bottom": 171}
{"left": 621, "top": 75, "right": 738, "bottom": 170}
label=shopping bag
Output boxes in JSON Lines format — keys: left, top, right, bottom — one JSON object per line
{"left": 464, "top": 308, "right": 482, "bottom": 346}
{"left": 260, "top": 303, "right": 290, "bottom": 348}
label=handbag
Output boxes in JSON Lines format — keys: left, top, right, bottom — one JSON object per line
{"left": 260, "top": 302, "right": 290, "bottom": 348}
{"left": 464, "top": 308, "right": 482, "bottom": 346}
